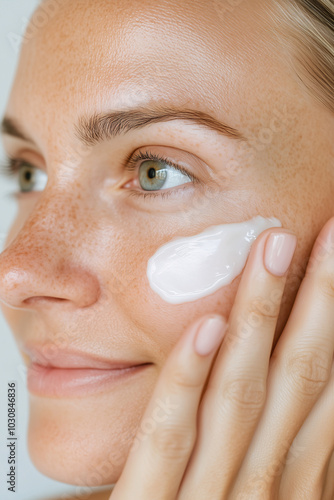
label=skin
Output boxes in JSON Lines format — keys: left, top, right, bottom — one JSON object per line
{"left": 0, "top": 0, "right": 334, "bottom": 496}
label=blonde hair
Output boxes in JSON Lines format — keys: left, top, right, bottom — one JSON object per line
{"left": 271, "top": 0, "right": 334, "bottom": 113}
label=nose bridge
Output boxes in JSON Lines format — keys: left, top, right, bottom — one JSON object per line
{"left": 0, "top": 188, "right": 100, "bottom": 309}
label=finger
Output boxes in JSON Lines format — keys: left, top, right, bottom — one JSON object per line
{"left": 323, "top": 450, "right": 334, "bottom": 500}
{"left": 279, "top": 361, "right": 334, "bottom": 500}
{"left": 111, "top": 314, "right": 228, "bottom": 500}
{"left": 230, "top": 216, "right": 334, "bottom": 499}
{"left": 177, "top": 228, "right": 297, "bottom": 500}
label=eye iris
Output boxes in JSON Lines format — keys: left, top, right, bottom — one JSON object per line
{"left": 19, "top": 164, "right": 34, "bottom": 192}
{"left": 139, "top": 160, "right": 167, "bottom": 191}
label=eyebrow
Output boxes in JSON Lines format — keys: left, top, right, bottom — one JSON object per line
{"left": 1, "top": 105, "right": 246, "bottom": 147}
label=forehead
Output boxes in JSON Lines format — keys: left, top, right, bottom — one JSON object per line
{"left": 5, "top": 0, "right": 292, "bottom": 146}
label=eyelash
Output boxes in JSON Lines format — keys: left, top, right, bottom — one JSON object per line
{"left": 0, "top": 150, "right": 200, "bottom": 200}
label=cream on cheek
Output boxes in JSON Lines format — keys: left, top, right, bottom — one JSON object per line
{"left": 147, "top": 216, "right": 282, "bottom": 304}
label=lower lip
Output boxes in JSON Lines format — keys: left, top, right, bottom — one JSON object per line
{"left": 27, "top": 362, "right": 151, "bottom": 398}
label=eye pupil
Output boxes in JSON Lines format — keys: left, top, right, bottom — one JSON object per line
{"left": 24, "top": 171, "right": 32, "bottom": 181}
{"left": 147, "top": 167, "right": 156, "bottom": 179}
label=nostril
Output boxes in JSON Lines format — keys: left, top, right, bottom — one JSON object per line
{"left": 24, "top": 296, "right": 68, "bottom": 306}
{"left": 0, "top": 254, "right": 101, "bottom": 309}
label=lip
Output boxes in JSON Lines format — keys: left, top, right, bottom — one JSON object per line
{"left": 22, "top": 344, "right": 152, "bottom": 398}
{"left": 22, "top": 344, "right": 147, "bottom": 369}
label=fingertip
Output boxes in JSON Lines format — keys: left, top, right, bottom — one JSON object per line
{"left": 193, "top": 314, "right": 228, "bottom": 356}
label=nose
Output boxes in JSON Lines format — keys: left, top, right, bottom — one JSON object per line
{"left": 0, "top": 195, "right": 101, "bottom": 311}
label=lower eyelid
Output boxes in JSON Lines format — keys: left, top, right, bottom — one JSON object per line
{"left": 126, "top": 181, "right": 197, "bottom": 201}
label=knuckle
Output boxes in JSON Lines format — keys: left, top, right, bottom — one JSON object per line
{"left": 151, "top": 425, "right": 195, "bottom": 460}
{"left": 221, "top": 377, "right": 266, "bottom": 418}
{"left": 285, "top": 348, "right": 331, "bottom": 397}
{"left": 243, "top": 297, "right": 279, "bottom": 328}
{"left": 168, "top": 363, "right": 202, "bottom": 390}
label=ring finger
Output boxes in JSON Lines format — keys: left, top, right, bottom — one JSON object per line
{"left": 230, "top": 216, "right": 334, "bottom": 499}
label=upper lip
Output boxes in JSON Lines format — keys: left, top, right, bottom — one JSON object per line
{"left": 21, "top": 344, "right": 148, "bottom": 370}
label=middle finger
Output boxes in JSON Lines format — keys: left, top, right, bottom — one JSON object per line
{"left": 178, "top": 227, "right": 297, "bottom": 499}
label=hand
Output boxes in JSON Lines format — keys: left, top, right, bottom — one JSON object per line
{"left": 110, "top": 217, "right": 334, "bottom": 500}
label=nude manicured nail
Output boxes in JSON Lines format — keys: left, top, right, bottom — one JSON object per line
{"left": 264, "top": 232, "right": 297, "bottom": 276}
{"left": 194, "top": 315, "right": 227, "bottom": 356}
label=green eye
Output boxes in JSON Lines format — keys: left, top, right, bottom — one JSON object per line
{"left": 138, "top": 160, "right": 191, "bottom": 191}
{"left": 18, "top": 163, "right": 48, "bottom": 193}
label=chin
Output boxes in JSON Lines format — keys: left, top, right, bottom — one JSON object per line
{"left": 27, "top": 376, "right": 155, "bottom": 486}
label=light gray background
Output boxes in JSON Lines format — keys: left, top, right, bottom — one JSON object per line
{"left": 0, "top": 2, "right": 108, "bottom": 499}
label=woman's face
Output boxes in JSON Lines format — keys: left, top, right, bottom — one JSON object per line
{"left": 0, "top": 0, "right": 334, "bottom": 487}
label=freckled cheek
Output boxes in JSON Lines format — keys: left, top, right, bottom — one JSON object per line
{"left": 107, "top": 234, "right": 240, "bottom": 364}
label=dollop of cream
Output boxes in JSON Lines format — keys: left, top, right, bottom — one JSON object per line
{"left": 147, "top": 215, "right": 282, "bottom": 304}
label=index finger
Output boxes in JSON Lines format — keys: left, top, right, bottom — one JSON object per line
{"left": 110, "top": 314, "right": 227, "bottom": 500}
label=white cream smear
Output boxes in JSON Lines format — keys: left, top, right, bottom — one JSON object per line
{"left": 147, "top": 215, "right": 282, "bottom": 304}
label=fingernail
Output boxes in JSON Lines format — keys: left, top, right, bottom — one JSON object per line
{"left": 194, "top": 315, "right": 227, "bottom": 356}
{"left": 264, "top": 232, "right": 297, "bottom": 276}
